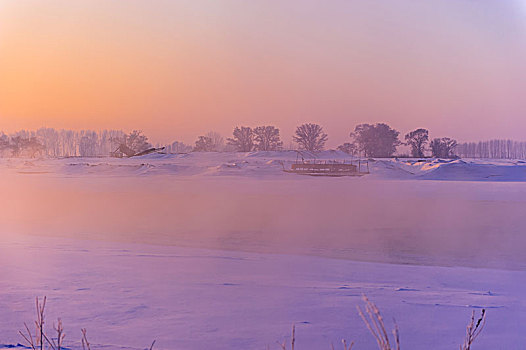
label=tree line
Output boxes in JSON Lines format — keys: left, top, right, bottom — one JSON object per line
{"left": 456, "top": 140, "right": 526, "bottom": 159}
{"left": 0, "top": 128, "right": 126, "bottom": 158}
{"left": 1, "top": 123, "right": 522, "bottom": 159}
{"left": 194, "top": 123, "right": 461, "bottom": 158}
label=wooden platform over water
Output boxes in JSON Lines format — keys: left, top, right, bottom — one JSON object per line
{"left": 285, "top": 160, "right": 369, "bottom": 177}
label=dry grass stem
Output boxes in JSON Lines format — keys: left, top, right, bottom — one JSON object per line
{"left": 357, "top": 295, "right": 400, "bottom": 350}
{"left": 18, "top": 297, "right": 47, "bottom": 350}
{"left": 277, "top": 324, "right": 296, "bottom": 350}
{"left": 17, "top": 295, "right": 489, "bottom": 350}
{"left": 52, "top": 319, "right": 66, "bottom": 350}
{"left": 341, "top": 339, "right": 354, "bottom": 350}
{"left": 81, "top": 328, "right": 91, "bottom": 350}
{"left": 460, "top": 309, "right": 486, "bottom": 350}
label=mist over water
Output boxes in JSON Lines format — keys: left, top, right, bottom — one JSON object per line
{"left": 3, "top": 170, "right": 526, "bottom": 270}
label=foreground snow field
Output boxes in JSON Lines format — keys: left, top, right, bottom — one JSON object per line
{"left": 1, "top": 152, "right": 526, "bottom": 349}
{"left": 1, "top": 234, "right": 525, "bottom": 350}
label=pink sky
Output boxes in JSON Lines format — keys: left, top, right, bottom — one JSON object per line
{"left": 0, "top": 1, "right": 525, "bottom": 146}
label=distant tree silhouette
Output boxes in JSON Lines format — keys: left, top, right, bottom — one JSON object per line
{"left": 351, "top": 123, "right": 401, "bottom": 157}
{"left": 6, "top": 136, "right": 44, "bottom": 157}
{"left": 253, "top": 126, "right": 283, "bottom": 151}
{"left": 430, "top": 137, "right": 457, "bottom": 158}
{"left": 337, "top": 142, "right": 357, "bottom": 156}
{"left": 9, "top": 136, "right": 25, "bottom": 157}
{"left": 165, "top": 141, "right": 192, "bottom": 153}
{"left": 205, "top": 131, "right": 225, "bottom": 152}
{"left": 109, "top": 130, "right": 152, "bottom": 157}
{"left": 293, "top": 123, "right": 328, "bottom": 152}
{"left": 79, "top": 131, "right": 99, "bottom": 157}
{"left": 456, "top": 139, "right": 526, "bottom": 159}
{"left": 405, "top": 128, "right": 429, "bottom": 158}
{"left": 227, "top": 127, "right": 254, "bottom": 152}
{"left": 24, "top": 137, "right": 45, "bottom": 157}
{"left": 0, "top": 128, "right": 126, "bottom": 157}
{"left": 124, "top": 130, "right": 152, "bottom": 153}
{"left": 0, "top": 133, "right": 10, "bottom": 153}
{"left": 194, "top": 136, "right": 215, "bottom": 152}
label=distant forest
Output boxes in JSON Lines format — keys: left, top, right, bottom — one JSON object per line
{"left": 1, "top": 126, "right": 526, "bottom": 160}
{"left": 455, "top": 140, "right": 526, "bottom": 159}
{"left": 0, "top": 128, "right": 126, "bottom": 158}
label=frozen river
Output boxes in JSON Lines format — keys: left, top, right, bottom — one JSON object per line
{"left": 2, "top": 164, "right": 526, "bottom": 270}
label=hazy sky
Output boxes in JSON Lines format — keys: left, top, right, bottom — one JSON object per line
{"left": 1, "top": 0, "right": 525, "bottom": 145}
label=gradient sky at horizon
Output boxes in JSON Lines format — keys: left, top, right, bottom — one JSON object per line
{"left": 1, "top": 0, "right": 525, "bottom": 145}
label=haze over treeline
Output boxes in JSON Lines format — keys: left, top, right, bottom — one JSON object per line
{"left": 3, "top": 124, "right": 526, "bottom": 160}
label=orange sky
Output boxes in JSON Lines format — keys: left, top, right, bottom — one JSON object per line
{"left": 1, "top": 1, "right": 526, "bottom": 145}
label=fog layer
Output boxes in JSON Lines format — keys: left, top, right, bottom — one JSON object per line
{"left": 3, "top": 172, "right": 526, "bottom": 270}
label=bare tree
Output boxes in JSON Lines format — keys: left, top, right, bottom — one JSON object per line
{"left": 456, "top": 139, "right": 526, "bottom": 159}
{"left": 404, "top": 128, "right": 428, "bottom": 158}
{"left": 194, "top": 136, "right": 215, "bottom": 152}
{"left": 109, "top": 130, "right": 152, "bottom": 157}
{"left": 123, "top": 130, "right": 152, "bottom": 153}
{"left": 165, "top": 141, "right": 192, "bottom": 153}
{"left": 227, "top": 126, "right": 254, "bottom": 152}
{"left": 293, "top": 123, "right": 328, "bottom": 152}
{"left": 79, "top": 131, "right": 99, "bottom": 157}
{"left": 0, "top": 128, "right": 128, "bottom": 158}
{"left": 337, "top": 142, "right": 357, "bottom": 156}
{"left": 351, "top": 123, "right": 401, "bottom": 158}
{"left": 0, "top": 133, "right": 10, "bottom": 153}
{"left": 9, "top": 136, "right": 25, "bottom": 157}
{"left": 205, "top": 131, "right": 225, "bottom": 152}
{"left": 24, "top": 137, "right": 45, "bottom": 158}
{"left": 254, "top": 126, "right": 283, "bottom": 151}
{"left": 430, "top": 137, "right": 457, "bottom": 158}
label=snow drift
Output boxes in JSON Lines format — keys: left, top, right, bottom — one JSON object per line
{"left": 2, "top": 152, "right": 526, "bottom": 181}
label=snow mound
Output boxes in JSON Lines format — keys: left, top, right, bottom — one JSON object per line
{"left": 417, "top": 159, "right": 526, "bottom": 181}
{"left": 366, "top": 158, "right": 526, "bottom": 181}
{"left": 3, "top": 153, "right": 526, "bottom": 181}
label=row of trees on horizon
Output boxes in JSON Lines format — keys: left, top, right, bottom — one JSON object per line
{"left": 1, "top": 124, "right": 525, "bottom": 160}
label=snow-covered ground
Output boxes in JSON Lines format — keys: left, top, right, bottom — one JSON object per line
{"left": 2, "top": 151, "right": 526, "bottom": 181}
{"left": 1, "top": 234, "right": 525, "bottom": 350}
{"left": 1, "top": 152, "right": 526, "bottom": 349}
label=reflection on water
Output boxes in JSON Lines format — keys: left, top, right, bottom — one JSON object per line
{"left": 2, "top": 173, "right": 526, "bottom": 270}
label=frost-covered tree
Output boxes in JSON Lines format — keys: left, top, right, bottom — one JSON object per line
{"left": 351, "top": 123, "right": 400, "bottom": 158}
{"left": 60, "top": 129, "right": 78, "bottom": 156}
{"left": 194, "top": 136, "right": 215, "bottom": 152}
{"left": 293, "top": 123, "right": 328, "bottom": 152}
{"left": 79, "top": 131, "right": 99, "bottom": 157}
{"left": 6, "top": 136, "right": 44, "bottom": 157}
{"left": 0, "top": 133, "right": 9, "bottom": 154}
{"left": 108, "top": 130, "right": 152, "bottom": 157}
{"left": 253, "top": 126, "right": 283, "bottom": 151}
{"left": 9, "top": 136, "right": 25, "bottom": 157}
{"left": 24, "top": 137, "right": 45, "bottom": 157}
{"left": 430, "top": 137, "right": 457, "bottom": 158}
{"left": 124, "top": 130, "right": 152, "bottom": 153}
{"left": 204, "top": 131, "right": 225, "bottom": 152}
{"left": 227, "top": 126, "right": 254, "bottom": 152}
{"left": 165, "top": 141, "right": 193, "bottom": 153}
{"left": 404, "top": 128, "right": 429, "bottom": 158}
{"left": 0, "top": 128, "right": 128, "bottom": 158}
